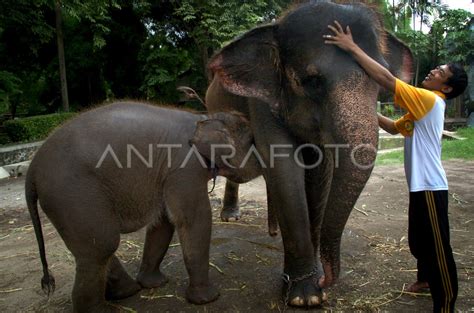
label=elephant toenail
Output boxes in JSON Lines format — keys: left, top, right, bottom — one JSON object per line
{"left": 290, "top": 297, "right": 304, "bottom": 306}
{"left": 308, "top": 296, "right": 321, "bottom": 306}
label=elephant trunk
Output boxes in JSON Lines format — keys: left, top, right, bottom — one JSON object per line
{"left": 319, "top": 76, "right": 379, "bottom": 287}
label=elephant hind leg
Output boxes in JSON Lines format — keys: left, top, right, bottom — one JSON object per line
{"left": 137, "top": 217, "right": 175, "bottom": 289}
{"left": 51, "top": 195, "right": 123, "bottom": 312}
{"left": 220, "top": 180, "right": 241, "bottom": 221}
{"left": 68, "top": 233, "right": 122, "bottom": 312}
{"left": 72, "top": 257, "right": 121, "bottom": 313}
{"left": 105, "top": 255, "right": 141, "bottom": 300}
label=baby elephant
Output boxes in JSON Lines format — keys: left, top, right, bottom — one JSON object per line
{"left": 26, "top": 101, "right": 260, "bottom": 313}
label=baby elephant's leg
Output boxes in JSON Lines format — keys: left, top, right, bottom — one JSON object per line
{"left": 105, "top": 255, "right": 141, "bottom": 300}
{"left": 137, "top": 218, "right": 175, "bottom": 288}
{"left": 164, "top": 173, "right": 219, "bottom": 304}
{"left": 68, "top": 230, "right": 121, "bottom": 312}
{"left": 52, "top": 191, "right": 123, "bottom": 313}
{"left": 73, "top": 257, "right": 119, "bottom": 313}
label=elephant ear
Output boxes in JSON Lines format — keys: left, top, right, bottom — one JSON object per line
{"left": 208, "top": 24, "right": 281, "bottom": 111}
{"left": 384, "top": 32, "right": 414, "bottom": 83}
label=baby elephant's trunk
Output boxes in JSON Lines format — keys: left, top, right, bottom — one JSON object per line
{"left": 25, "top": 174, "right": 56, "bottom": 296}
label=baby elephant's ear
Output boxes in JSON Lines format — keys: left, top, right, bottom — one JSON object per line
{"left": 191, "top": 118, "right": 233, "bottom": 163}
{"left": 210, "top": 112, "right": 252, "bottom": 141}
{"left": 208, "top": 24, "right": 281, "bottom": 112}
{"left": 191, "top": 120, "right": 220, "bottom": 158}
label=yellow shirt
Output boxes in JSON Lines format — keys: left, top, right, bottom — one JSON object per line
{"left": 392, "top": 79, "right": 448, "bottom": 192}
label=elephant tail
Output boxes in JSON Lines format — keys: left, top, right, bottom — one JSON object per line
{"left": 177, "top": 86, "right": 206, "bottom": 107}
{"left": 25, "top": 173, "right": 56, "bottom": 296}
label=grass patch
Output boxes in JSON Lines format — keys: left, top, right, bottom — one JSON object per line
{"left": 441, "top": 127, "right": 474, "bottom": 160}
{"left": 376, "top": 149, "right": 404, "bottom": 165}
{"left": 376, "top": 127, "right": 474, "bottom": 165}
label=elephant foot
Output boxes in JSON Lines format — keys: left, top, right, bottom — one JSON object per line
{"left": 282, "top": 273, "right": 327, "bottom": 307}
{"left": 136, "top": 271, "right": 169, "bottom": 289}
{"left": 105, "top": 277, "right": 141, "bottom": 300}
{"left": 186, "top": 284, "right": 220, "bottom": 304}
{"left": 220, "top": 206, "right": 241, "bottom": 222}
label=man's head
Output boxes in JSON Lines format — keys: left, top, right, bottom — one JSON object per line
{"left": 422, "top": 63, "right": 468, "bottom": 99}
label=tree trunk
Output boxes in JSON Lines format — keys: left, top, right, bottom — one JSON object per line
{"left": 415, "top": 60, "right": 420, "bottom": 86}
{"left": 197, "top": 44, "right": 211, "bottom": 83}
{"left": 419, "top": 11, "right": 424, "bottom": 33}
{"left": 392, "top": 0, "right": 396, "bottom": 31}
{"left": 55, "top": 0, "right": 70, "bottom": 112}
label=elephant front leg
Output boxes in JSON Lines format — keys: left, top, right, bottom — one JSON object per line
{"left": 248, "top": 102, "right": 323, "bottom": 307}
{"left": 304, "top": 148, "right": 334, "bottom": 290}
{"left": 220, "top": 180, "right": 241, "bottom": 221}
{"left": 264, "top": 164, "right": 325, "bottom": 307}
{"left": 164, "top": 173, "right": 219, "bottom": 304}
{"left": 136, "top": 217, "right": 175, "bottom": 288}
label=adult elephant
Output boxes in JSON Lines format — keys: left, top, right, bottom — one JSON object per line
{"left": 205, "top": 0, "right": 413, "bottom": 307}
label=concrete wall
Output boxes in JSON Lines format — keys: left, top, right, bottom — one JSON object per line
{"left": 0, "top": 141, "right": 43, "bottom": 166}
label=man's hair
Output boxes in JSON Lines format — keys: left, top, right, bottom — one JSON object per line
{"left": 444, "top": 63, "right": 468, "bottom": 99}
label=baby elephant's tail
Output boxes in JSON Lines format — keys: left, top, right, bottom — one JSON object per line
{"left": 25, "top": 174, "right": 55, "bottom": 296}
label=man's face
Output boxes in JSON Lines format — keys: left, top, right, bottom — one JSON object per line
{"left": 421, "top": 64, "right": 453, "bottom": 93}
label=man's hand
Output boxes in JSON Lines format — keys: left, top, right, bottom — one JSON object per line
{"left": 323, "top": 21, "right": 356, "bottom": 53}
{"left": 323, "top": 20, "right": 396, "bottom": 92}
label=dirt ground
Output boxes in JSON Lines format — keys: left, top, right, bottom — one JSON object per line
{"left": 0, "top": 160, "right": 473, "bottom": 312}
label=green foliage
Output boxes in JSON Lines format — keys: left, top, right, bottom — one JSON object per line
{"left": 173, "top": 0, "right": 285, "bottom": 50}
{"left": 381, "top": 103, "right": 395, "bottom": 117}
{"left": 0, "top": 71, "right": 22, "bottom": 114}
{"left": 433, "top": 9, "right": 473, "bottom": 64}
{"left": 383, "top": 0, "right": 413, "bottom": 33}
{"left": 136, "top": 0, "right": 290, "bottom": 103}
{"left": 62, "top": 0, "right": 121, "bottom": 51}
{"left": 139, "top": 33, "right": 193, "bottom": 102}
{"left": 4, "top": 112, "right": 76, "bottom": 143}
{"left": 1, "top": 0, "right": 471, "bottom": 126}
{"left": 383, "top": 1, "right": 472, "bottom": 87}
{"left": 0, "top": 0, "right": 55, "bottom": 57}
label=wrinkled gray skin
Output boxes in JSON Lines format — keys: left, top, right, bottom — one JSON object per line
{"left": 26, "top": 102, "right": 260, "bottom": 313}
{"left": 205, "top": 1, "right": 413, "bottom": 307}
{"left": 178, "top": 87, "right": 280, "bottom": 236}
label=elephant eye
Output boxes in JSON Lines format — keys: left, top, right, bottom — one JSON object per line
{"left": 301, "top": 74, "right": 326, "bottom": 101}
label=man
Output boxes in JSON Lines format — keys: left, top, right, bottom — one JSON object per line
{"left": 324, "top": 21, "right": 468, "bottom": 312}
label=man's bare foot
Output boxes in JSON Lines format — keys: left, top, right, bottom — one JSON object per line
{"left": 406, "top": 281, "right": 429, "bottom": 293}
